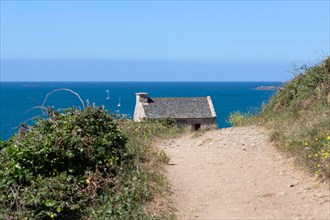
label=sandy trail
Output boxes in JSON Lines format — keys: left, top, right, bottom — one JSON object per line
{"left": 158, "top": 126, "right": 330, "bottom": 219}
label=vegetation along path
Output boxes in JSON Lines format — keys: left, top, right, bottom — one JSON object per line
{"left": 158, "top": 126, "right": 330, "bottom": 219}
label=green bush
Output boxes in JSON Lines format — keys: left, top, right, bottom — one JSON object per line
{"left": 228, "top": 111, "right": 247, "bottom": 126}
{"left": 89, "top": 119, "right": 181, "bottom": 219}
{"left": 0, "top": 106, "right": 127, "bottom": 219}
{"left": 1, "top": 105, "right": 180, "bottom": 219}
{"left": 227, "top": 111, "right": 254, "bottom": 126}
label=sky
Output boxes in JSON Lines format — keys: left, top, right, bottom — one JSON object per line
{"left": 0, "top": 0, "right": 329, "bottom": 81}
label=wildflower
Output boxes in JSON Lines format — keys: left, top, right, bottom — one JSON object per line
{"left": 304, "top": 142, "right": 308, "bottom": 146}
{"left": 315, "top": 154, "right": 318, "bottom": 157}
{"left": 327, "top": 136, "right": 330, "bottom": 141}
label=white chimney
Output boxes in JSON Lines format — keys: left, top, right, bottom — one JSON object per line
{"left": 134, "top": 92, "right": 148, "bottom": 122}
{"left": 135, "top": 92, "right": 148, "bottom": 104}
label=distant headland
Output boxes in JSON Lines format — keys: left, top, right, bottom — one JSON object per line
{"left": 255, "top": 86, "right": 282, "bottom": 90}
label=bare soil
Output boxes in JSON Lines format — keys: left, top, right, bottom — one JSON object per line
{"left": 158, "top": 126, "right": 330, "bottom": 220}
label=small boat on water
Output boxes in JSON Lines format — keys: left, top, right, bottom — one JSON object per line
{"left": 117, "top": 96, "right": 121, "bottom": 107}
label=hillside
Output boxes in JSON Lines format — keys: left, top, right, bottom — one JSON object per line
{"left": 231, "top": 57, "right": 330, "bottom": 178}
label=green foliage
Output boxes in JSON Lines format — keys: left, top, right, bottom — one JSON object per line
{"left": 292, "top": 134, "right": 330, "bottom": 177}
{"left": 117, "top": 119, "right": 180, "bottom": 178}
{"left": 90, "top": 119, "right": 180, "bottom": 219}
{"left": 227, "top": 111, "right": 251, "bottom": 126}
{"left": 0, "top": 105, "right": 180, "bottom": 219}
{"left": 0, "top": 106, "right": 127, "bottom": 219}
{"left": 264, "top": 58, "right": 330, "bottom": 112}
{"left": 249, "top": 57, "right": 330, "bottom": 179}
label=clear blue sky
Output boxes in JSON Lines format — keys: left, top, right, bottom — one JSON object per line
{"left": 0, "top": 1, "right": 329, "bottom": 81}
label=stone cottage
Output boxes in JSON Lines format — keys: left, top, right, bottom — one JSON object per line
{"left": 133, "top": 92, "right": 217, "bottom": 130}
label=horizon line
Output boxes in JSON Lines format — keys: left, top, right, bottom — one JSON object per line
{"left": 0, "top": 80, "right": 284, "bottom": 83}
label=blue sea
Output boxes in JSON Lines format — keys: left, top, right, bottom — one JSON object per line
{"left": 0, "top": 82, "right": 282, "bottom": 140}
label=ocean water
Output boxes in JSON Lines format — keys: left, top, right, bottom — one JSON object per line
{"left": 0, "top": 82, "right": 282, "bottom": 140}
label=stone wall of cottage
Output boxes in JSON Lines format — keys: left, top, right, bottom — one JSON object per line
{"left": 175, "top": 118, "right": 217, "bottom": 130}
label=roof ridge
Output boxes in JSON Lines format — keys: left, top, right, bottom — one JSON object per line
{"left": 152, "top": 97, "right": 207, "bottom": 99}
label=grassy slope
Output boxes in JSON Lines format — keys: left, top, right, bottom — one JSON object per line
{"left": 230, "top": 57, "right": 330, "bottom": 179}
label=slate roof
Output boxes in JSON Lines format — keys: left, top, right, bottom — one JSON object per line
{"left": 143, "top": 97, "right": 215, "bottom": 119}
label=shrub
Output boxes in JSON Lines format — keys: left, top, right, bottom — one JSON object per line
{"left": 227, "top": 111, "right": 253, "bottom": 126}
{"left": 1, "top": 105, "right": 181, "bottom": 219}
{"left": 0, "top": 106, "right": 127, "bottom": 219}
{"left": 228, "top": 111, "right": 245, "bottom": 126}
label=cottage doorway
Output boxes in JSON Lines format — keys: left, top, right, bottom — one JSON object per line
{"left": 194, "top": 124, "right": 201, "bottom": 131}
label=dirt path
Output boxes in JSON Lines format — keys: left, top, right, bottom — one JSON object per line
{"left": 158, "top": 126, "right": 330, "bottom": 219}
